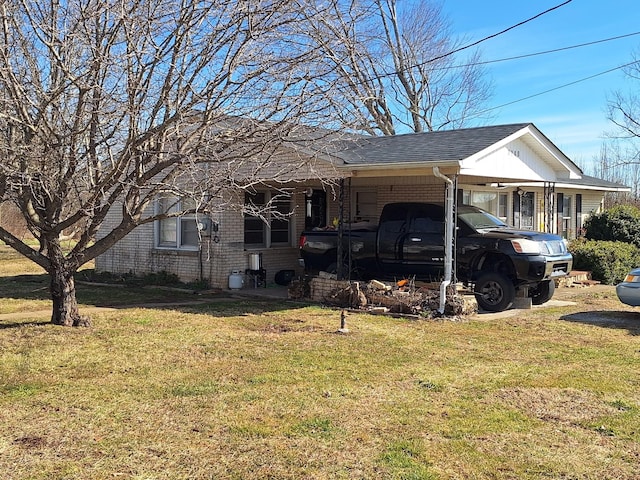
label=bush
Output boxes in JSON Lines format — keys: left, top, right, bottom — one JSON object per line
{"left": 569, "top": 238, "right": 640, "bottom": 285}
{"left": 77, "top": 269, "right": 209, "bottom": 290}
{"left": 584, "top": 205, "right": 640, "bottom": 247}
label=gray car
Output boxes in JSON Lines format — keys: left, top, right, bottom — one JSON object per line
{"left": 616, "top": 268, "right": 640, "bottom": 306}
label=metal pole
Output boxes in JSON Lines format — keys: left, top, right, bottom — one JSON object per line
{"left": 433, "top": 167, "right": 454, "bottom": 315}
{"left": 337, "top": 178, "right": 344, "bottom": 280}
{"left": 347, "top": 177, "right": 352, "bottom": 281}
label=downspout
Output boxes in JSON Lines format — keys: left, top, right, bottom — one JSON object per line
{"left": 433, "top": 167, "right": 454, "bottom": 315}
{"left": 337, "top": 178, "right": 344, "bottom": 280}
{"left": 347, "top": 177, "right": 352, "bottom": 281}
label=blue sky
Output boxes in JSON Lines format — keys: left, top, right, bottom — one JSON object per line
{"left": 442, "top": 0, "right": 640, "bottom": 168}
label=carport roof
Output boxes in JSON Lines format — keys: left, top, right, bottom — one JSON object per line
{"left": 288, "top": 122, "right": 627, "bottom": 191}
{"left": 331, "top": 123, "right": 535, "bottom": 164}
{"left": 540, "top": 175, "right": 630, "bottom": 192}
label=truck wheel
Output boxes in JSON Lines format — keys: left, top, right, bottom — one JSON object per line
{"left": 530, "top": 280, "right": 555, "bottom": 305}
{"left": 474, "top": 272, "right": 515, "bottom": 312}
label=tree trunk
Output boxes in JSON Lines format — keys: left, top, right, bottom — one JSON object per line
{"left": 49, "top": 266, "right": 91, "bottom": 327}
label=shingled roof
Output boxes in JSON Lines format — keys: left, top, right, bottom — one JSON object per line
{"left": 332, "top": 123, "right": 533, "bottom": 165}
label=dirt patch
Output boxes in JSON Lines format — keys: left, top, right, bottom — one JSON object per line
{"left": 496, "top": 387, "right": 618, "bottom": 424}
{"left": 258, "top": 320, "right": 322, "bottom": 334}
{"left": 13, "top": 436, "right": 47, "bottom": 449}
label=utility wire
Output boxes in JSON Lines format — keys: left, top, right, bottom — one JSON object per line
{"left": 473, "top": 60, "right": 639, "bottom": 116}
{"left": 424, "top": 0, "right": 574, "bottom": 65}
{"left": 373, "top": 0, "right": 574, "bottom": 80}
{"left": 454, "top": 31, "right": 640, "bottom": 69}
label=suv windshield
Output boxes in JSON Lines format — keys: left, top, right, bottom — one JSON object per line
{"left": 458, "top": 207, "right": 507, "bottom": 230}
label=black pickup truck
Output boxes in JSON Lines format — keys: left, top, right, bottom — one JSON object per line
{"left": 299, "top": 202, "right": 573, "bottom": 312}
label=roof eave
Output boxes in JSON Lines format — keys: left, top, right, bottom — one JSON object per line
{"left": 336, "top": 160, "right": 461, "bottom": 177}
{"left": 340, "top": 160, "right": 462, "bottom": 171}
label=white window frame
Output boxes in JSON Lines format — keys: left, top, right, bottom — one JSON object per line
{"left": 462, "top": 189, "right": 508, "bottom": 220}
{"left": 155, "top": 196, "right": 200, "bottom": 251}
{"left": 562, "top": 194, "right": 573, "bottom": 239}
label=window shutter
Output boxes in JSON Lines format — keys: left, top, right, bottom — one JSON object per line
{"left": 576, "top": 194, "right": 583, "bottom": 235}
{"left": 556, "top": 193, "right": 564, "bottom": 235}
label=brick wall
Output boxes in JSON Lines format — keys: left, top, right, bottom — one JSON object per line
{"left": 95, "top": 190, "right": 307, "bottom": 289}
{"left": 309, "top": 277, "right": 351, "bottom": 302}
{"left": 327, "top": 176, "right": 447, "bottom": 222}
{"left": 95, "top": 176, "right": 448, "bottom": 289}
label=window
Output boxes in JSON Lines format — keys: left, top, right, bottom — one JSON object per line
{"left": 380, "top": 203, "right": 408, "bottom": 233}
{"left": 352, "top": 190, "right": 377, "bottom": 222}
{"left": 563, "top": 195, "right": 572, "bottom": 219}
{"left": 462, "top": 190, "right": 508, "bottom": 220}
{"left": 244, "top": 191, "right": 292, "bottom": 247}
{"left": 271, "top": 195, "right": 291, "bottom": 244}
{"left": 562, "top": 194, "right": 573, "bottom": 238}
{"left": 498, "top": 193, "right": 508, "bottom": 220}
{"left": 156, "top": 197, "right": 200, "bottom": 249}
{"left": 411, "top": 205, "right": 444, "bottom": 234}
{"left": 244, "top": 192, "right": 267, "bottom": 245}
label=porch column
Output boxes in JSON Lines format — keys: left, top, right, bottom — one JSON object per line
{"left": 337, "top": 178, "right": 345, "bottom": 280}
{"left": 543, "top": 182, "right": 556, "bottom": 233}
{"left": 433, "top": 167, "right": 456, "bottom": 314}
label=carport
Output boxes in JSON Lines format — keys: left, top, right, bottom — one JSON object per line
{"left": 306, "top": 123, "right": 628, "bottom": 311}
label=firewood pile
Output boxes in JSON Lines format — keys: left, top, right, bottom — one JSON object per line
{"left": 290, "top": 276, "right": 476, "bottom": 319}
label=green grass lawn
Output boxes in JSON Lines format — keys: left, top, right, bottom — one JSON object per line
{"left": 1, "top": 245, "right": 639, "bottom": 479}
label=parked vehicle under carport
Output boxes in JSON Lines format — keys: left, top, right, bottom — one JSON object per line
{"left": 299, "top": 202, "right": 573, "bottom": 312}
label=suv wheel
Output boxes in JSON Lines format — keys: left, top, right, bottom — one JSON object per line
{"left": 474, "top": 272, "right": 515, "bottom": 312}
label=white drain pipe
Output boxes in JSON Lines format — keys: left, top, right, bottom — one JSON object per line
{"left": 433, "top": 167, "right": 454, "bottom": 315}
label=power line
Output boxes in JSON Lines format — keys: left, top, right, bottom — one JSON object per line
{"left": 456, "top": 31, "right": 640, "bottom": 69}
{"left": 374, "top": 0, "right": 574, "bottom": 80}
{"left": 474, "top": 60, "right": 639, "bottom": 116}
{"left": 425, "top": 0, "right": 574, "bottom": 65}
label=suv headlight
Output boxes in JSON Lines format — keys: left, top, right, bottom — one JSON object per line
{"left": 510, "top": 239, "right": 541, "bottom": 254}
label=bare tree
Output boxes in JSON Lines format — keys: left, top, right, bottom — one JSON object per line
{"left": 0, "top": 0, "right": 333, "bottom": 326}
{"left": 590, "top": 49, "right": 640, "bottom": 206}
{"left": 607, "top": 50, "right": 640, "bottom": 161}
{"left": 302, "top": 0, "right": 492, "bottom": 135}
{"left": 585, "top": 142, "right": 640, "bottom": 208}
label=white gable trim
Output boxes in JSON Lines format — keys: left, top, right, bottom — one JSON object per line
{"left": 524, "top": 126, "right": 582, "bottom": 179}
{"left": 460, "top": 125, "right": 583, "bottom": 182}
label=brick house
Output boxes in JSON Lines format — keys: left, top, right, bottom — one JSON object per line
{"left": 95, "top": 123, "right": 628, "bottom": 288}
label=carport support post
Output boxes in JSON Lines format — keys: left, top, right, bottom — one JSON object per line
{"left": 336, "top": 178, "right": 345, "bottom": 280}
{"left": 433, "top": 167, "right": 454, "bottom": 315}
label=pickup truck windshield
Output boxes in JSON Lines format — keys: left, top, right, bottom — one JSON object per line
{"left": 458, "top": 208, "right": 507, "bottom": 229}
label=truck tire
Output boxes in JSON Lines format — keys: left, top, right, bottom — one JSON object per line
{"left": 530, "top": 279, "right": 555, "bottom": 305}
{"left": 474, "top": 272, "right": 515, "bottom": 312}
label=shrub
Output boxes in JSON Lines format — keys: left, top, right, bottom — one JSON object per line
{"left": 77, "top": 269, "right": 208, "bottom": 290}
{"left": 584, "top": 205, "right": 640, "bottom": 247}
{"left": 569, "top": 238, "right": 640, "bottom": 285}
